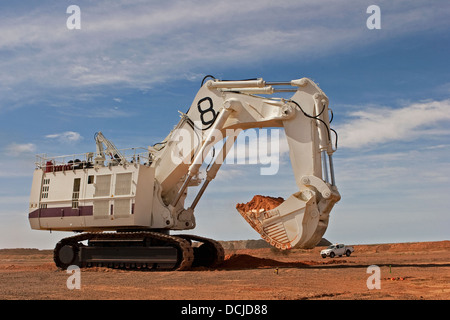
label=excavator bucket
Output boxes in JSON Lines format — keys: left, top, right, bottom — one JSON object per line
{"left": 236, "top": 190, "right": 339, "bottom": 250}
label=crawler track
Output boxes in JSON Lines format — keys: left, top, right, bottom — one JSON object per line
{"left": 53, "top": 231, "right": 224, "bottom": 271}
{"left": 54, "top": 231, "right": 194, "bottom": 271}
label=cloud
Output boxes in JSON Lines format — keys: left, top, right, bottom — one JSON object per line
{"left": 45, "top": 131, "right": 82, "bottom": 142}
{"left": 5, "top": 143, "right": 36, "bottom": 156}
{"left": 1, "top": 1, "right": 448, "bottom": 111}
{"left": 336, "top": 99, "right": 450, "bottom": 149}
{"left": 58, "top": 106, "right": 134, "bottom": 118}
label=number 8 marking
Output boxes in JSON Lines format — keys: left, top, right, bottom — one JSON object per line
{"left": 197, "top": 97, "right": 218, "bottom": 129}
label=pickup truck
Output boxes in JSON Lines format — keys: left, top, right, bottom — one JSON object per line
{"left": 320, "top": 244, "right": 354, "bottom": 258}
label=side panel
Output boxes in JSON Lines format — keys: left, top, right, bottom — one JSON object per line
{"left": 133, "top": 165, "right": 154, "bottom": 227}
{"left": 28, "top": 169, "right": 44, "bottom": 230}
{"left": 83, "top": 165, "right": 139, "bottom": 229}
{"left": 37, "top": 169, "right": 89, "bottom": 231}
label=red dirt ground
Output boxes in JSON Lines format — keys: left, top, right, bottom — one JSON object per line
{"left": 0, "top": 240, "right": 448, "bottom": 300}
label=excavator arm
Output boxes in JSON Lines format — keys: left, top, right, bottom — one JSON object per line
{"left": 152, "top": 77, "right": 341, "bottom": 249}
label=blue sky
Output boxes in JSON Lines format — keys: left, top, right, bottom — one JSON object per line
{"left": 0, "top": 0, "right": 449, "bottom": 249}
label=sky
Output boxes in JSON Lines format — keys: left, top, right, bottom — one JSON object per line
{"left": 0, "top": 0, "right": 449, "bottom": 249}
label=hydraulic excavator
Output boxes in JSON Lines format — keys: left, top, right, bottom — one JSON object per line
{"left": 28, "top": 76, "right": 341, "bottom": 270}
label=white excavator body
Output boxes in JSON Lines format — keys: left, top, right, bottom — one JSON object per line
{"left": 28, "top": 76, "right": 340, "bottom": 270}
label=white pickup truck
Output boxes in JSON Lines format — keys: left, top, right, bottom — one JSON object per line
{"left": 320, "top": 244, "right": 354, "bottom": 258}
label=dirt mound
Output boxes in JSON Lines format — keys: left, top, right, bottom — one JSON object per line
{"left": 0, "top": 263, "right": 56, "bottom": 272}
{"left": 236, "top": 195, "right": 284, "bottom": 214}
{"left": 219, "top": 240, "right": 271, "bottom": 250}
{"left": 220, "top": 238, "right": 331, "bottom": 250}
{"left": 220, "top": 254, "right": 302, "bottom": 269}
{"left": 218, "top": 254, "right": 350, "bottom": 270}
{"left": 0, "top": 248, "right": 53, "bottom": 255}
{"left": 353, "top": 240, "right": 450, "bottom": 253}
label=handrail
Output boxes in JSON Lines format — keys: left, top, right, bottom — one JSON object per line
{"left": 35, "top": 147, "right": 151, "bottom": 171}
